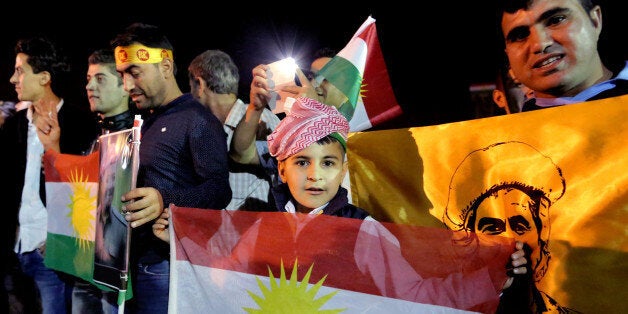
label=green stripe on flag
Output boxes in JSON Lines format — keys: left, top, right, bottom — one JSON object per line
{"left": 318, "top": 56, "right": 361, "bottom": 120}
{"left": 45, "top": 232, "right": 96, "bottom": 282}
{"left": 44, "top": 233, "right": 128, "bottom": 295}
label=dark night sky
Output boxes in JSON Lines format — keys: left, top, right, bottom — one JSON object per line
{"left": 1, "top": 2, "right": 626, "bottom": 128}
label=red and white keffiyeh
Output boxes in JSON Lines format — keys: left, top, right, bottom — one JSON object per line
{"left": 268, "top": 97, "right": 349, "bottom": 161}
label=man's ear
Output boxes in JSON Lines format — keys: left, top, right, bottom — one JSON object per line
{"left": 197, "top": 77, "right": 208, "bottom": 94}
{"left": 493, "top": 90, "right": 510, "bottom": 114}
{"left": 590, "top": 5, "right": 603, "bottom": 36}
{"left": 160, "top": 58, "right": 175, "bottom": 78}
{"left": 39, "top": 71, "right": 51, "bottom": 86}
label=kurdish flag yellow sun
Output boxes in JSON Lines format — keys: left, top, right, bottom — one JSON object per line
{"left": 244, "top": 260, "right": 343, "bottom": 314}
{"left": 67, "top": 168, "right": 97, "bottom": 250}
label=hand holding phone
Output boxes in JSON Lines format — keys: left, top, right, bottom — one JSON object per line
{"left": 267, "top": 57, "right": 297, "bottom": 113}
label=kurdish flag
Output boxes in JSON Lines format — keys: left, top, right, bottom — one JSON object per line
{"left": 43, "top": 150, "right": 100, "bottom": 283}
{"left": 317, "top": 15, "right": 402, "bottom": 132}
{"left": 169, "top": 206, "right": 515, "bottom": 313}
{"left": 346, "top": 95, "right": 628, "bottom": 313}
{"left": 43, "top": 132, "right": 137, "bottom": 302}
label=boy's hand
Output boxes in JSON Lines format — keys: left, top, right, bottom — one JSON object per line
{"left": 503, "top": 241, "right": 530, "bottom": 289}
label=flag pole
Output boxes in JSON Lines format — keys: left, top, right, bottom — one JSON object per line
{"left": 117, "top": 272, "right": 127, "bottom": 313}
{"left": 119, "top": 115, "right": 142, "bottom": 313}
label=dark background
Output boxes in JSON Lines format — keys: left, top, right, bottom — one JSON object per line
{"left": 1, "top": 1, "right": 626, "bottom": 128}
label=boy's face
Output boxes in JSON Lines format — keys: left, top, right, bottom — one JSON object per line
{"left": 86, "top": 63, "right": 129, "bottom": 117}
{"left": 278, "top": 141, "right": 347, "bottom": 213}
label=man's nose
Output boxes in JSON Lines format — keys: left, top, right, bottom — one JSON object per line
{"left": 530, "top": 25, "right": 554, "bottom": 54}
{"left": 122, "top": 74, "right": 135, "bottom": 92}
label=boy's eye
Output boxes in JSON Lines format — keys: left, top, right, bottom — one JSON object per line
{"left": 322, "top": 160, "right": 335, "bottom": 167}
{"left": 295, "top": 160, "right": 308, "bottom": 167}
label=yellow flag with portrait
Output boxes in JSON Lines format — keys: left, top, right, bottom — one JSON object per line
{"left": 347, "top": 95, "right": 628, "bottom": 313}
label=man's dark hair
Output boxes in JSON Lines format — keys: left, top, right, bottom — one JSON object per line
{"left": 495, "top": 0, "right": 598, "bottom": 50}
{"left": 497, "top": 0, "right": 596, "bottom": 17}
{"left": 313, "top": 47, "right": 337, "bottom": 60}
{"left": 88, "top": 49, "right": 122, "bottom": 85}
{"left": 88, "top": 48, "right": 115, "bottom": 65}
{"left": 15, "top": 36, "right": 71, "bottom": 98}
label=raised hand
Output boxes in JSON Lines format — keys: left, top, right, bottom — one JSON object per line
{"left": 32, "top": 99, "right": 61, "bottom": 152}
{"left": 250, "top": 64, "right": 272, "bottom": 111}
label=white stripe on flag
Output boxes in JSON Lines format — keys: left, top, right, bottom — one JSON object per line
{"left": 171, "top": 262, "right": 477, "bottom": 314}
{"left": 337, "top": 38, "right": 367, "bottom": 75}
{"left": 349, "top": 100, "right": 371, "bottom": 131}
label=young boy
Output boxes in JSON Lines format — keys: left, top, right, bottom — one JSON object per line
{"left": 266, "top": 96, "right": 370, "bottom": 219}
{"left": 152, "top": 96, "right": 369, "bottom": 240}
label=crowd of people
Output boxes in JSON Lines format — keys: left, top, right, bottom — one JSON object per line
{"left": 0, "top": 0, "right": 625, "bottom": 313}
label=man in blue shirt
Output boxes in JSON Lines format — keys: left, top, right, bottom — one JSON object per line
{"left": 111, "top": 22, "right": 231, "bottom": 313}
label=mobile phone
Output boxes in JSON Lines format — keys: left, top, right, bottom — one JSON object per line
{"left": 267, "top": 57, "right": 297, "bottom": 113}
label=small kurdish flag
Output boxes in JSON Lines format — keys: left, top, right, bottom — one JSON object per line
{"left": 43, "top": 122, "right": 140, "bottom": 304}
{"left": 43, "top": 150, "right": 100, "bottom": 283}
{"left": 317, "top": 15, "right": 402, "bottom": 131}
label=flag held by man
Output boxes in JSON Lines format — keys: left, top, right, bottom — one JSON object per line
{"left": 43, "top": 123, "right": 141, "bottom": 302}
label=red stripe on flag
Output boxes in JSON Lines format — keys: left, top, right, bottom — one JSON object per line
{"left": 43, "top": 150, "right": 99, "bottom": 183}
{"left": 358, "top": 22, "right": 403, "bottom": 126}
